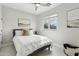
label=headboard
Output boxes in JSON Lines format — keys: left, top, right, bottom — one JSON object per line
{"left": 13, "top": 29, "right": 23, "bottom": 37}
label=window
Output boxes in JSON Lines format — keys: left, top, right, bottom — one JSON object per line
{"left": 44, "top": 14, "right": 58, "bottom": 29}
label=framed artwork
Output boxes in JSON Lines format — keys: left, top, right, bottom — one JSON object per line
{"left": 67, "top": 8, "right": 79, "bottom": 28}
{"left": 18, "top": 18, "right": 30, "bottom": 27}
{"left": 44, "top": 15, "right": 58, "bottom": 29}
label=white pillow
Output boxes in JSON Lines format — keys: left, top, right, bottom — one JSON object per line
{"left": 15, "top": 30, "right": 22, "bottom": 36}
{"left": 29, "top": 30, "right": 34, "bottom": 35}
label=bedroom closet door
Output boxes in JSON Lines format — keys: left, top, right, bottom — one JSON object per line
{"left": 0, "top": 4, "right": 2, "bottom": 48}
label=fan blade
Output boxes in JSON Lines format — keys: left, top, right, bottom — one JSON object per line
{"left": 40, "top": 3, "right": 52, "bottom": 7}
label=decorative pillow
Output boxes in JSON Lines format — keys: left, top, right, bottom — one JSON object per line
{"left": 63, "top": 44, "right": 79, "bottom": 56}
{"left": 22, "top": 29, "right": 29, "bottom": 36}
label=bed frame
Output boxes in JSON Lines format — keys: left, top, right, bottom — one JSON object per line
{"left": 28, "top": 44, "right": 51, "bottom": 56}
{"left": 13, "top": 29, "right": 51, "bottom": 56}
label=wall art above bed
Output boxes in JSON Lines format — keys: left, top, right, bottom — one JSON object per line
{"left": 67, "top": 8, "right": 79, "bottom": 28}
{"left": 18, "top": 18, "right": 31, "bottom": 28}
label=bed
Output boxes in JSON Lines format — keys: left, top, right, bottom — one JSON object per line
{"left": 13, "top": 29, "right": 52, "bottom": 56}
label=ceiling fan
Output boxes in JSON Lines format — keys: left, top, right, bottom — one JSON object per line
{"left": 32, "top": 3, "right": 52, "bottom": 11}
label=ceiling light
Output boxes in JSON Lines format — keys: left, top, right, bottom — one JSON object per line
{"left": 32, "top": 3, "right": 52, "bottom": 11}
{"left": 36, "top": 3, "right": 40, "bottom": 7}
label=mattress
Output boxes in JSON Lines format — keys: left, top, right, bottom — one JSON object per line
{"left": 13, "top": 35, "right": 52, "bottom": 56}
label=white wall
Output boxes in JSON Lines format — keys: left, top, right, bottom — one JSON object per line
{"left": 2, "top": 6, "right": 36, "bottom": 45}
{"left": 37, "top": 3, "right": 79, "bottom": 55}
{"left": 0, "top": 4, "right": 1, "bottom": 18}
{"left": 0, "top": 4, "right": 2, "bottom": 48}
{"left": 0, "top": 4, "right": 2, "bottom": 32}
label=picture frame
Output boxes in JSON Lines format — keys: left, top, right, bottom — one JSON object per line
{"left": 18, "top": 18, "right": 30, "bottom": 27}
{"left": 67, "top": 8, "right": 79, "bottom": 28}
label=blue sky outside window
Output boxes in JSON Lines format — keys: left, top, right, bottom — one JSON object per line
{"left": 48, "top": 16, "right": 58, "bottom": 29}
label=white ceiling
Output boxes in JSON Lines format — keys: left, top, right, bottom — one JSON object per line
{"left": 2, "top": 3, "right": 61, "bottom": 15}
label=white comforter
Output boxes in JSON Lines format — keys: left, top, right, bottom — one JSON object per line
{"left": 13, "top": 35, "right": 52, "bottom": 56}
